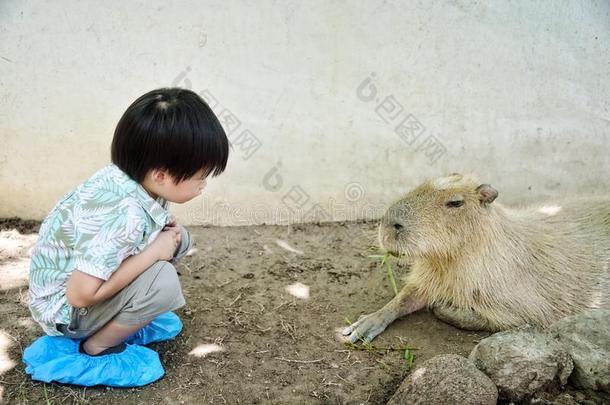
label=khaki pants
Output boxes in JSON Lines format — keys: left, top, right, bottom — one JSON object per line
{"left": 57, "top": 227, "right": 191, "bottom": 339}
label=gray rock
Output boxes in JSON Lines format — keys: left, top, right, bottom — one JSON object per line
{"left": 549, "top": 309, "right": 610, "bottom": 392}
{"left": 386, "top": 354, "right": 497, "bottom": 405}
{"left": 531, "top": 392, "right": 580, "bottom": 405}
{"left": 469, "top": 326, "right": 573, "bottom": 402}
{"left": 531, "top": 390, "right": 609, "bottom": 405}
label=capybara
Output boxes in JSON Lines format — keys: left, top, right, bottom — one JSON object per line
{"left": 343, "top": 173, "right": 610, "bottom": 342}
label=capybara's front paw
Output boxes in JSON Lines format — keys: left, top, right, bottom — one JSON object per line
{"left": 341, "top": 311, "right": 389, "bottom": 343}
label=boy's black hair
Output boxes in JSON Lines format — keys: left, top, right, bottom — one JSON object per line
{"left": 111, "top": 88, "right": 229, "bottom": 184}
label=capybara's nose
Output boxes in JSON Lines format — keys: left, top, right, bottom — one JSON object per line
{"left": 382, "top": 205, "right": 407, "bottom": 233}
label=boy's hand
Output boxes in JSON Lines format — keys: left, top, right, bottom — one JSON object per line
{"left": 147, "top": 228, "right": 181, "bottom": 261}
{"left": 164, "top": 215, "right": 183, "bottom": 251}
{"left": 166, "top": 215, "right": 178, "bottom": 227}
{"left": 165, "top": 215, "right": 183, "bottom": 239}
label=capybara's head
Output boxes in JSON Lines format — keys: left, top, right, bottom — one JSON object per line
{"left": 379, "top": 174, "right": 498, "bottom": 258}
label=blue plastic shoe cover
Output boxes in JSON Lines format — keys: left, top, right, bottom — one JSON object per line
{"left": 23, "top": 336, "right": 164, "bottom": 387}
{"left": 126, "top": 311, "right": 183, "bottom": 345}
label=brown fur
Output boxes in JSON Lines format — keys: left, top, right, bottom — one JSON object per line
{"left": 379, "top": 173, "right": 610, "bottom": 331}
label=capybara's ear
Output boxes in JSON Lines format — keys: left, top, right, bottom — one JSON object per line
{"left": 476, "top": 184, "right": 498, "bottom": 205}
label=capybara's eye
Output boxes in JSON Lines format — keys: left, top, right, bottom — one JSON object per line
{"left": 446, "top": 200, "right": 464, "bottom": 208}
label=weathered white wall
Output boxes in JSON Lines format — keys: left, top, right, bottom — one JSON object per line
{"left": 1, "top": 1, "right": 609, "bottom": 226}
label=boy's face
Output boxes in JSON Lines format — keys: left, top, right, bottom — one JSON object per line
{"left": 167, "top": 169, "right": 208, "bottom": 203}
{"left": 145, "top": 169, "right": 208, "bottom": 203}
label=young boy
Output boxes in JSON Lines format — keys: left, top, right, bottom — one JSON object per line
{"left": 24, "top": 88, "right": 229, "bottom": 386}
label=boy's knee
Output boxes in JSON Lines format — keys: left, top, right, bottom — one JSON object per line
{"left": 149, "top": 261, "right": 184, "bottom": 310}
{"left": 113, "top": 261, "right": 184, "bottom": 326}
{"left": 173, "top": 227, "right": 193, "bottom": 262}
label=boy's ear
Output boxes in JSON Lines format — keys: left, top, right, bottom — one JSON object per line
{"left": 150, "top": 169, "right": 169, "bottom": 184}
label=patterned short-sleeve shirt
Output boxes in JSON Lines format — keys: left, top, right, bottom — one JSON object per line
{"left": 29, "top": 164, "right": 170, "bottom": 336}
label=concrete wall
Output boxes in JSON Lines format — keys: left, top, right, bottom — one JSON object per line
{"left": 1, "top": 0, "right": 609, "bottom": 226}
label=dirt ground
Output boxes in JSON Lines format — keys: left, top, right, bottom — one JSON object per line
{"left": 0, "top": 219, "right": 606, "bottom": 404}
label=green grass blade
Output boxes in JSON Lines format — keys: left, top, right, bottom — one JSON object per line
{"left": 386, "top": 260, "right": 398, "bottom": 296}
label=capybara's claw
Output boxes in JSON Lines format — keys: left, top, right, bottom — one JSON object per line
{"left": 342, "top": 312, "right": 388, "bottom": 343}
